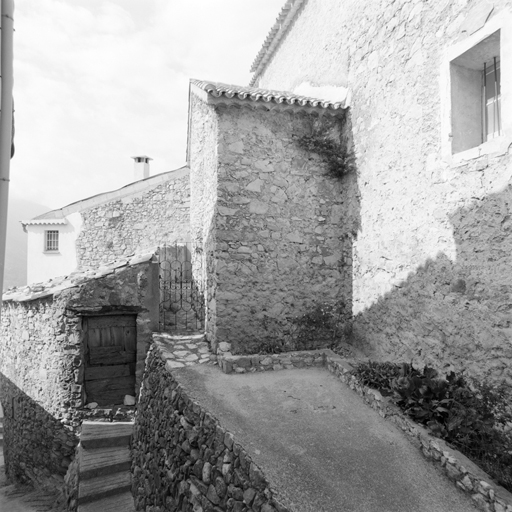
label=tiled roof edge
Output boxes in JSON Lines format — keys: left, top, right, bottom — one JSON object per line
{"left": 21, "top": 218, "right": 68, "bottom": 227}
{"left": 190, "top": 79, "right": 346, "bottom": 112}
{"left": 249, "top": 0, "right": 306, "bottom": 85}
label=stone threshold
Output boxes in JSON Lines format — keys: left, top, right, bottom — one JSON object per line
{"left": 217, "top": 348, "right": 512, "bottom": 512}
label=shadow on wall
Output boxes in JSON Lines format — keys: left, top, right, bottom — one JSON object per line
{"left": 353, "top": 181, "right": 512, "bottom": 387}
{"left": 232, "top": 111, "right": 361, "bottom": 354}
{"left": 247, "top": 111, "right": 362, "bottom": 353}
{"left": 158, "top": 243, "right": 205, "bottom": 333}
{"left": 0, "top": 372, "right": 78, "bottom": 488}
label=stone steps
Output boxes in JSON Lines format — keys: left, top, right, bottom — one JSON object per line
{"left": 79, "top": 471, "right": 131, "bottom": 503}
{"left": 77, "top": 421, "right": 134, "bottom": 512}
{"left": 78, "top": 491, "right": 136, "bottom": 512}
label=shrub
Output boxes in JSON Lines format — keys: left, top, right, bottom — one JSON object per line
{"left": 297, "top": 134, "right": 356, "bottom": 179}
{"left": 351, "top": 361, "right": 512, "bottom": 491}
{"left": 351, "top": 360, "right": 401, "bottom": 395}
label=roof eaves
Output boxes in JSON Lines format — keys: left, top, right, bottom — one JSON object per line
{"left": 249, "top": 0, "right": 306, "bottom": 86}
{"left": 190, "top": 79, "right": 346, "bottom": 114}
{"left": 21, "top": 218, "right": 68, "bottom": 227}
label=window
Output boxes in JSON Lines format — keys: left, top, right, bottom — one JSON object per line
{"left": 483, "top": 57, "right": 501, "bottom": 140}
{"left": 450, "top": 30, "right": 501, "bottom": 154}
{"left": 45, "top": 230, "right": 59, "bottom": 252}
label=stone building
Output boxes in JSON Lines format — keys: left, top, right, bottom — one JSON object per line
{"left": 22, "top": 162, "right": 190, "bottom": 284}
{"left": 3, "top": 0, "right": 512, "bottom": 503}
{"left": 187, "top": 80, "right": 354, "bottom": 354}
{"left": 0, "top": 253, "right": 158, "bottom": 492}
{"left": 235, "top": 0, "right": 512, "bottom": 386}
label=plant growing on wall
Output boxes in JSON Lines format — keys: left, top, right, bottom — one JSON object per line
{"left": 292, "top": 300, "right": 346, "bottom": 350}
{"left": 297, "top": 127, "right": 356, "bottom": 179}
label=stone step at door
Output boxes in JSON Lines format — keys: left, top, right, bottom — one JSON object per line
{"left": 77, "top": 421, "right": 135, "bottom": 512}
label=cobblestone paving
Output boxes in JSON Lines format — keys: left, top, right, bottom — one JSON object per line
{"left": 152, "top": 332, "right": 216, "bottom": 369}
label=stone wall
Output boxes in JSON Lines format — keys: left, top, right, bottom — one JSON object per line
{"left": 0, "top": 296, "right": 81, "bottom": 491}
{"left": 0, "top": 256, "right": 158, "bottom": 492}
{"left": 189, "top": 93, "right": 354, "bottom": 354}
{"left": 254, "top": 0, "right": 512, "bottom": 386}
{"left": 189, "top": 94, "right": 219, "bottom": 348}
{"left": 131, "top": 343, "right": 289, "bottom": 512}
{"left": 76, "top": 171, "right": 190, "bottom": 269}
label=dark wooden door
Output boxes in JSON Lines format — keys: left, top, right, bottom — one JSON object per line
{"left": 83, "top": 315, "right": 136, "bottom": 406}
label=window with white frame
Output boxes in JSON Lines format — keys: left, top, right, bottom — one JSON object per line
{"left": 45, "top": 230, "right": 59, "bottom": 252}
{"left": 450, "top": 30, "right": 501, "bottom": 154}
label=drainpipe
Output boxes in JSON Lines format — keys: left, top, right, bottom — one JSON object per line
{"left": 0, "top": 0, "right": 14, "bottom": 314}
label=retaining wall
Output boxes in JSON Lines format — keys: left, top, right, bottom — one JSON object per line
{"left": 132, "top": 344, "right": 289, "bottom": 512}
{"left": 134, "top": 334, "right": 512, "bottom": 512}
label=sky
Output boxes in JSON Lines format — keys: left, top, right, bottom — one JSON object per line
{"left": 9, "top": 0, "right": 285, "bottom": 210}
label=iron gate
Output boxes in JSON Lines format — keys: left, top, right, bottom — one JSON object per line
{"left": 158, "top": 243, "right": 205, "bottom": 332}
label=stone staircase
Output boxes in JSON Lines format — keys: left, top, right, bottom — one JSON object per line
{"left": 77, "top": 421, "right": 135, "bottom": 512}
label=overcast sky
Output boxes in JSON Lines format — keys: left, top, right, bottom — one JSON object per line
{"left": 9, "top": 0, "right": 284, "bottom": 210}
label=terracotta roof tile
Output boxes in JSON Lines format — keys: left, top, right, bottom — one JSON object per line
{"left": 250, "top": 0, "right": 306, "bottom": 85}
{"left": 21, "top": 218, "right": 67, "bottom": 227}
{"left": 190, "top": 79, "right": 346, "bottom": 111}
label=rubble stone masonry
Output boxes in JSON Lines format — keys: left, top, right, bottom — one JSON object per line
{"left": 255, "top": 0, "right": 512, "bottom": 387}
{"left": 189, "top": 92, "right": 354, "bottom": 354}
{"left": 132, "top": 343, "right": 289, "bottom": 512}
{"left": 76, "top": 171, "right": 190, "bottom": 269}
{"left": 0, "top": 258, "right": 158, "bottom": 492}
{"left": 189, "top": 94, "right": 220, "bottom": 351}
{"left": 0, "top": 295, "right": 81, "bottom": 490}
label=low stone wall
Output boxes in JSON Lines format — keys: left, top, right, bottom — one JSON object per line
{"left": 132, "top": 345, "right": 290, "bottom": 512}
{"left": 217, "top": 350, "right": 325, "bottom": 374}
{"left": 325, "top": 355, "right": 512, "bottom": 512}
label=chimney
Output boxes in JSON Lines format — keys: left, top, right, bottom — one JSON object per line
{"left": 131, "top": 155, "right": 152, "bottom": 181}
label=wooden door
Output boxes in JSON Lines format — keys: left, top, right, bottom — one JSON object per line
{"left": 83, "top": 315, "right": 136, "bottom": 406}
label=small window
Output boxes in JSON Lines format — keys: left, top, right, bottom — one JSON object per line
{"left": 450, "top": 30, "right": 501, "bottom": 154}
{"left": 45, "top": 230, "right": 59, "bottom": 252}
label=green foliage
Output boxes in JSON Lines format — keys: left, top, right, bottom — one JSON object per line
{"left": 351, "top": 361, "right": 512, "bottom": 491}
{"left": 352, "top": 361, "right": 401, "bottom": 396}
{"left": 297, "top": 134, "right": 356, "bottom": 179}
